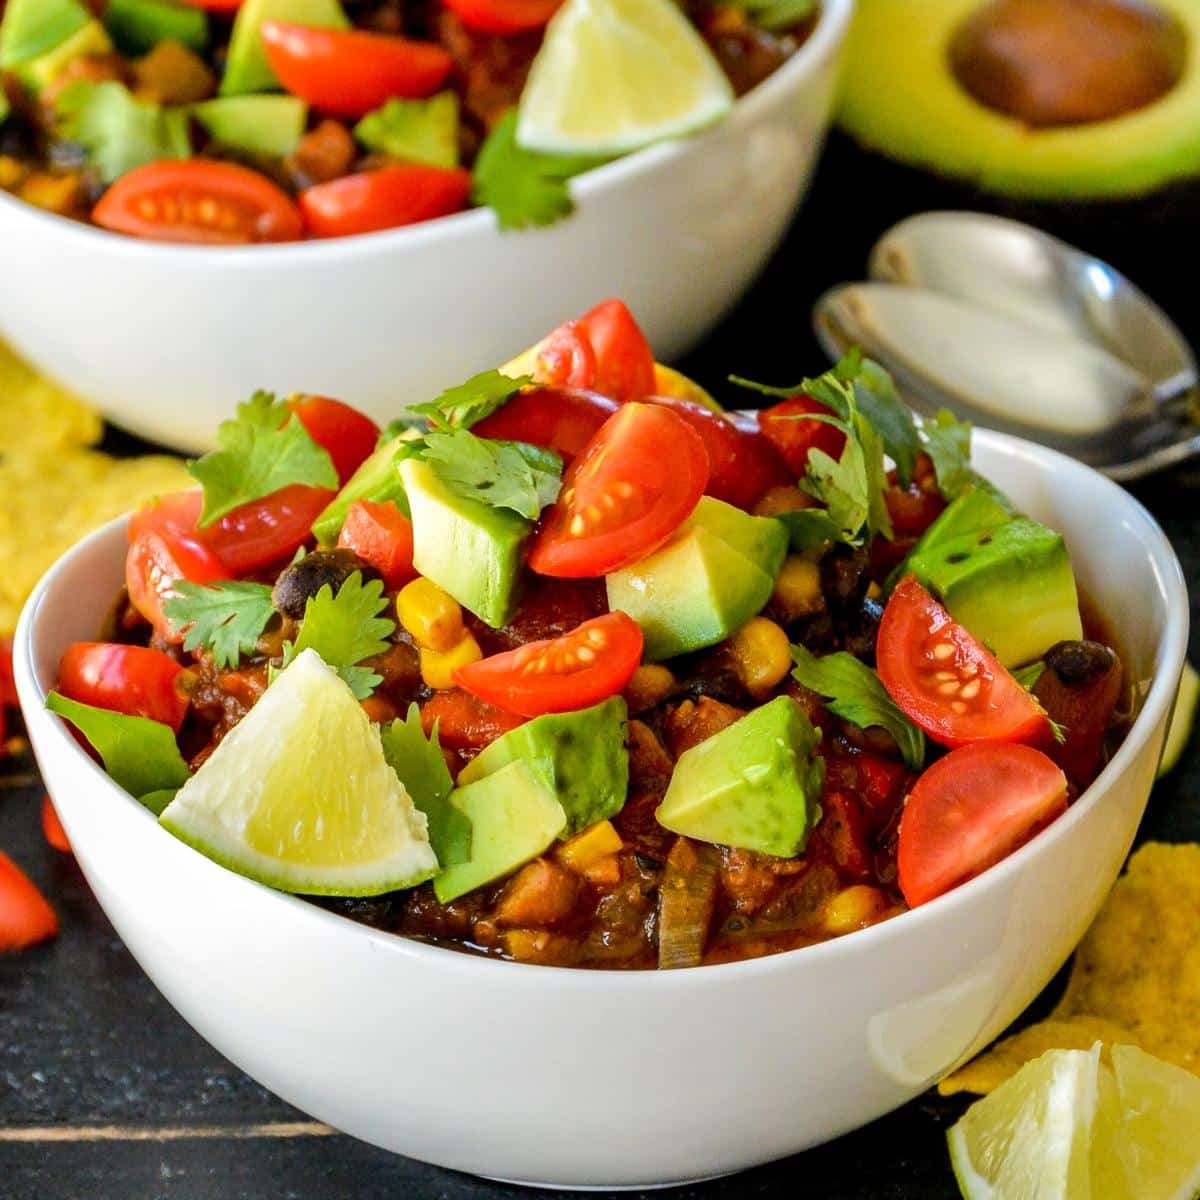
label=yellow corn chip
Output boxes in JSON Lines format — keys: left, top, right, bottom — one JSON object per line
{"left": 0, "top": 343, "right": 102, "bottom": 454}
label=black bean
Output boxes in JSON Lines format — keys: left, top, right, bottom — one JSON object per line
{"left": 272, "top": 549, "right": 369, "bottom": 619}
{"left": 1045, "top": 640, "right": 1118, "bottom": 686}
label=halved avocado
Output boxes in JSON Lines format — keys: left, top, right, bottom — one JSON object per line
{"left": 839, "top": 0, "right": 1200, "bottom": 200}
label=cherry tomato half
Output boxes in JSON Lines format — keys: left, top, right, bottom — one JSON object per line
{"left": 0, "top": 851, "right": 58, "bottom": 952}
{"left": 442, "top": 0, "right": 564, "bottom": 34}
{"left": 93, "top": 161, "right": 303, "bottom": 245}
{"left": 58, "top": 642, "right": 189, "bottom": 731}
{"left": 529, "top": 403, "right": 709, "bottom": 577}
{"left": 287, "top": 395, "right": 380, "bottom": 485}
{"left": 898, "top": 742, "right": 1068, "bottom": 907}
{"left": 534, "top": 321, "right": 597, "bottom": 392}
{"left": 472, "top": 387, "right": 618, "bottom": 462}
{"left": 757, "top": 394, "right": 846, "bottom": 476}
{"left": 260, "top": 22, "right": 452, "bottom": 117}
{"left": 337, "top": 500, "right": 416, "bottom": 590}
{"left": 454, "top": 612, "right": 643, "bottom": 717}
{"left": 126, "top": 531, "right": 229, "bottom": 643}
{"left": 877, "top": 576, "right": 1049, "bottom": 748}
{"left": 532, "top": 300, "right": 656, "bottom": 403}
{"left": 300, "top": 164, "right": 471, "bottom": 238}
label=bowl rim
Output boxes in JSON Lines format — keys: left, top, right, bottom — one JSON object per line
{"left": 16, "top": 426, "right": 1188, "bottom": 991}
{"left": 0, "top": 0, "right": 855, "bottom": 262}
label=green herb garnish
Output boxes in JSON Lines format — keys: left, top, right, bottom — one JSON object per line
{"left": 412, "top": 369, "right": 532, "bottom": 430}
{"left": 421, "top": 428, "right": 562, "bottom": 520}
{"left": 164, "top": 580, "right": 276, "bottom": 669}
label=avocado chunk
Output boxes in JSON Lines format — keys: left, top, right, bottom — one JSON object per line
{"left": 312, "top": 431, "right": 420, "bottom": 546}
{"left": 222, "top": 0, "right": 349, "bottom": 96}
{"left": 457, "top": 698, "right": 629, "bottom": 835}
{"left": 433, "top": 760, "right": 567, "bottom": 903}
{"left": 915, "top": 484, "right": 1015, "bottom": 550}
{"left": 656, "top": 696, "right": 824, "bottom": 858}
{"left": 12, "top": 17, "right": 113, "bottom": 92}
{"left": 683, "top": 496, "right": 788, "bottom": 580}
{"left": 193, "top": 95, "right": 308, "bottom": 158}
{"left": 0, "top": 0, "right": 89, "bottom": 69}
{"left": 607, "top": 528, "right": 774, "bottom": 661}
{"left": 906, "top": 517, "right": 1083, "bottom": 668}
{"left": 104, "top": 0, "right": 208, "bottom": 56}
{"left": 400, "top": 456, "right": 530, "bottom": 628}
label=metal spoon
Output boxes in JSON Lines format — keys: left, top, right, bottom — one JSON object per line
{"left": 813, "top": 212, "right": 1199, "bottom": 480}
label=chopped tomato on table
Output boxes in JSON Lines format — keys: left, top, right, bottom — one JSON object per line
{"left": 59, "top": 643, "right": 189, "bottom": 731}
{"left": 337, "top": 500, "right": 416, "bottom": 590}
{"left": 0, "top": 852, "right": 58, "bottom": 953}
{"left": 300, "top": 165, "right": 472, "bottom": 238}
{"left": 442, "top": 0, "right": 564, "bottom": 34}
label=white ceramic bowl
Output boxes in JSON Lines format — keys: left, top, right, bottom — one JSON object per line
{"left": 0, "top": 0, "right": 852, "bottom": 452}
{"left": 16, "top": 431, "right": 1186, "bottom": 1189}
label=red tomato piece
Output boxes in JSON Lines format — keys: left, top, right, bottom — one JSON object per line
{"left": 337, "top": 500, "right": 416, "bottom": 590}
{"left": 58, "top": 642, "right": 189, "bottom": 731}
{"left": 885, "top": 476, "right": 946, "bottom": 538}
{"left": 454, "top": 612, "right": 643, "bottom": 717}
{"left": 260, "top": 22, "right": 452, "bottom": 117}
{"left": 0, "top": 636, "right": 15, "bottom": 709}
{"left": 93, "top": 161, "right": 303, "bottom": 245}
{"left": 812, "top": 790, "right": 873, "bottom": 881}
{"left": 898, "top": 742, "right": 1069, "bottom": 907}
{"left": 441, "top": 0, "right": 563, "bottom": 34}
{"left": 757, "top": 395, "right": 846, "bottom": 476}
{"left": 287, "top": 395, "right": 380, "bottom": 485}
{"left": 647, "top": 396, "right": 793, "bottom": 511}
{"left": 529, "top": 403, "right": 709, "bottom": 577}
{"left": 575, "top": 299, "right": 656, "bottom": 403}
{"left": 176, "top": 0, "right": 242, "bottom": 9}
{"left": 877, "top": 576, "right": 1049, "bottom": 748}
{"left": 126, "top": 531, "right": 229, "bottom": 644}
{"left": 41, "top": 796, "right": 71, "bottom": 854}
{"left": 420, "top": 688, "right": 527, "bottom": 753}
{"left": 472, "top": 387, "right": 618, "bottom": 462}
{"left": 300, "top": 164, "right": 470, "bottom": 238}
{"left": 0, "top": 852, "right": 58, "bottom": 952}
{"left": 534, "top": 321, "right": 598, "bottom": 393}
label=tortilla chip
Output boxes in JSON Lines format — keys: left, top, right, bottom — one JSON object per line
{"left": 0, "top": 343, "right": 102, "bottom": 454}
{"left": 939, "top": 843, "right": 1200, "bottom": 1096}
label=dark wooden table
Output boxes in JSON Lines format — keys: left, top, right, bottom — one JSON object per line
{"left": 3, "top": 134, "right": 1198, "bottom": 1200}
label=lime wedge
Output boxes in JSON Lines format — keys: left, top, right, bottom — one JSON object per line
{"left": 1157, "top": 660, "right": 1198, "bottom": 777}
{"left": 515, "top": 0, "right": 735, "bottom": 156}
{"left": 159, "top": 649, "right": 437, "bottom": 896}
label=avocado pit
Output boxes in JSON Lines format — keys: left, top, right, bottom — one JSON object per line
{"left": 949, "top": 0, "right": 1187, "bottom": 127}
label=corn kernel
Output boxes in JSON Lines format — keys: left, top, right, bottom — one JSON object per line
{"left": 772, "top": 556, "right": 824, "bottom": 621}
{"left": 822, "top": 885, "right": 889, "bottom": 936}
{"left": 729, "top": 616, "right": 792, "bottom": 698}
{"left": 557, "top": 820, "right": 623, "bottom": 873}
{"left": 0, "top": 156, "right": 28, "bottom": 190}
{"left": 396, "top": 577, "right": 464, "bottom": 651}
{"left": 419, "top": 633, "right": 482, "bottom": 690}
{"left": 622, "top": 663, "right": 676, "bottom": 713}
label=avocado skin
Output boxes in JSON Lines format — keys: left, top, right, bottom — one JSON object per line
{"left": 457, "top": 697, "right": 629, "bottom": 836}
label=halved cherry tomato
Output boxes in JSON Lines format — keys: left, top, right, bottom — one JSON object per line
{"left": 454, "top": 612, "right": 643, "bottom": 717}
{"left": 420, "top": 688, "right": 527, "bottom": 752}
{"left": 442, "top": 0, "right": 564, "bottom": 34}
{"left": 877, "top": 576, "right": 1049, "bottom": 747}
{"left": 287, "top": 395, "right": 380, "bottom": 485}
{"left": 0, "top": 852, "right": 58, "bottom": 952}
{"left": 532, "top": 300, "right": 656, "bottom": 403}
{"left": 529, "top": 403, "right": 709, "bottom": 577}
{"left": 897, "top": 742, "right": 1068, "bottom": 907}
{"left": 93, "top": 161, "right": 303, "bottom": 245}
{"left": 260, "top": 22, "right": 452, "bottom": 117}
{"left": 58, "top": 642, "right": 189, "bottom": 731}
{"left": 473, "top": 387, "right": 618, "bottom": 462}
{"left": 534, "top": 322, "right": 597, "bottom": 393}
{"left": 337, "top": 500, "right": 416, "bottom": 590}
{"left": 41, "top": 797, "right": 71, "bottom": 855}
{"left": 126, "top": 531, "right": 229, "bottom": 644}
{"left": 757, "top": 395, "right": 846, "bottom": 476}
{"left": 647, "top": 396, "right": 793, "bottom": 510}
{"left": 300, "top": 164, "right": 471, "bottom": 238}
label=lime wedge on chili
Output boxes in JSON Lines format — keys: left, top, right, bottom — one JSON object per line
{"left": 159, "top": 648, "right": 437, "bottom": 896}
{"left": 515, "top": 0, "right": 734, "bottom": 156}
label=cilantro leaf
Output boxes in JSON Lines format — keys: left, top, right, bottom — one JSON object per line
{"left": 921, "top": 409, "right": 974, "bottom": 500}
{"left": 413, "top": 369, "right": 532, "bottom": 430}
{"left": 56, "top": 80, "right": 191, "bottom": 184}
{"left": 280, "top": 571, "right": 395, "bottom": 700}
{"left": 775, "top": 508, "right": 846, "bottom": 551}
{"left": 803, "top": 440, "right": 868, "bottom": 544}
{"left": 853, "top": 359, "right": 922, "bottom": 487}
{"left": 46, "top": 692, "right": 190, "bottom": 801}
{"left": 472, "top": 110, "right": 608, "bottom": 231}
{"left": 421, "top": 428, "right": 562, "bottom": 520}
{"left": 380, "top": 704, "right": 472, "bottom": 867}
{"left": 164, "top": 580, "right": 276, "bottom": 669}
{"left": 790, "top": 645, "right": 925, "bottom": 770}
{"left": 1013, "top": 661, "right": 1047, "bottom": 691}
{"left": 188, "top": 391, "right": 338, "bottom": 527}
{"left": 727, "top": 0, "right": 816, "bottom": 31}
{"left": 354, "top": 92, "right": 459, "bottom": 168}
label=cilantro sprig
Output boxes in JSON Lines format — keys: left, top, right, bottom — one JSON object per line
{"left": 421, "top": 429, "right": 562, "bottom": 520}
{"left": 164, "top": 580, "right": 276, "bottom": 670}
{"left": 411, "top": 369, "right": 532, "bottom": 430}
{"left": 188, "top": 392, "right": 338, "bottom": 527}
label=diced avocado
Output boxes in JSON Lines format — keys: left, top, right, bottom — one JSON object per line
{"left": 104, "top": 0, "right": 208, "bottom": 56}
{"left": 221, "top": 0, "right": 349, "bottom": 96}
{"left": 906, "top": 518, "right": 1083, "bottom": 668}
{"left": 457, "top": 698, "right": 628, "bottom": 835}
{"left": 607, "top": 527, "right": 774, "bottom": 661}
{"left": 0, "top": 0, "right": 88, "bottom": 69}
{"left": 193, "top": 95, "right": 308, "bottom": 158}
{"left": 684, "top": 496, "right": 788, "bottom": 580}
{"left": 312, "top": 432, "right": 419, "bottom": 546}
{"left": 656, "top": 696, "right": 824, "bottom": 858}
{"left": 400, "top": 457, "right": 530, "bottom": 629}
{"left": 433, "top": 760, "right": 567, "bottom": 903}
{"left": 13, "top": 18, "right": 113, "bottom": 92}
{"left": 919, "top": 485, "right": 1014, "bottom": 550}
